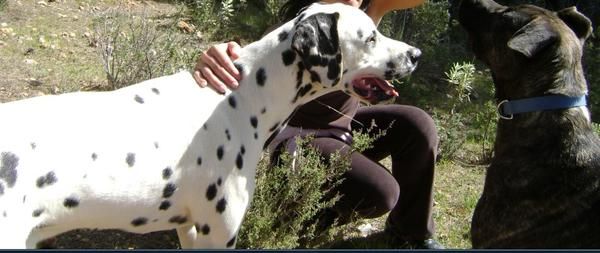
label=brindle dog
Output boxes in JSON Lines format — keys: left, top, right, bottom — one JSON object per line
{"left": 458, "top": 0, "right": 600, "bottom": 248}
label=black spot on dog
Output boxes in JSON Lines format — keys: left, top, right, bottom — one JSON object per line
{"left": 126, "top": 153, "right": 135, "bottom": 167}
{"left": 261, "top": 107, "right": 267, "bottom": 114}
{"left": 217, "top": 177, "right": 222, "bottom": 186}
{"left": 328, "top": 59, "right": 340, "bottom": 80}
{"left": 197, "top": 156, "right": 203, "bottom": 166}
{"left": 269, "top": 122, "right": 280, "bottom": 133}
{"left": 216, "top": 197, "right": 227, "bottom": 213}
{"left": 226, "top": 235, "right": 236, "bottom": 248}
{"left": 217, "top": 146, "right": 224, "bottom": 160}
{"left": 131, "top": 217, "right": 148, "bottom": 226}
{"left": 250, "top": 116, "right": 258, "bottom": 129}
{"left": 254, "top": 132, "right": 258, "bottom": 140}
{"left": 236, "top": 153, "right": 243, "bottom": 170}
{"left": 332, "top": 77, "right": 340, "bottom": 87}
{"left": 159, "top": 200, "right": 171, "bottom": 211}
{"left": 169, "top": 215, "right": 188, "bottom": 224}
{"left": 22, "top": 195, "right": 26, "bottom": 203}
{"left": 201, "top": 224, "right": 211, "bottom": 235}
{"left": 225, "top": 129, "right": 231, "bottom": 141}
{"left": 134, "top": 95, "right": 144, "bottom": 104}
{"left": 256, "top": 68, "right": 267, "bottom": 87}
{"left": 309, "top": 71, "right": 321, "bottom": 83}
{"left": 298, "top": 84, "right": 313, "bottom": 98}
{"left": 0, "top": 182, "right": 4, "bottom": 196}
{"left": 32, "top": 208, "right": 44, "bottom": 217}
{"left": 162, "top": 167, "right": 172, "bottom": 180}
{"left": 0, "top": 152, "right": 19, "bottom": 187}
{"left": 203, "top": 123, "right": 208, "bottom": 131}
{"left": 282, "top": 50, "right": 296, "bottom": 66}
{"left": 36, "top": 171, "right": 57, "bottom": 188}
{"left": 63, "top": 197, "right": 79, "bottom": 208}
{"left": 386, "top": 61, "right": 396, "bottom": 69}
{"left": 2, "top": 211, "right": 6, "bottom": 217}
{"left": 228, "top": 96, "right": 237, "bottom": 109}
{"left": 234, "top": 62, "right": 244, "bottom": 75}
{"left": 206, "top": 184, "right": 217, "bottom": 201}
{"left": 357, "top": 29, "right": 363, "bottom": 39}
{"left": 278, "top": 30, "right": 289, "bottom": 42}
{"left": 91, "top": 153, "right": 98, "bottom": 161}
{"left": 30, "top": 142, "right": 36, "bottom": 150}
{"left": 310, "top": 90, "right": 317, "bottom": 96}
{"left": 163, "top": 183, "right": 177, "bottom": 198}
{"left": 154, "top": 142, "right": 160, "bottom": 149}
{"left": 152, "top": 88, "right": 160, "bottom": 95}
{"left": 240, "top": 145, "right": 246, "bottom": 155}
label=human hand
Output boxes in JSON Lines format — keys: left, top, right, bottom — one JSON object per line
{"left": 193, "top": 41, "right": 243, "bottom": 94}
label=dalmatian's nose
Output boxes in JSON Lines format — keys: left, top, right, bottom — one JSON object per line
{"left": 408, "top": 48, "right": 422, "bottom": 65}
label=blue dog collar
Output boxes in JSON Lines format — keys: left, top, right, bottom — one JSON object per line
{"left": 497, "top": 95, "right": 587, "bottom": 120}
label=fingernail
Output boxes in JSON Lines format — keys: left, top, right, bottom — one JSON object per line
{"left": 231, "top": 81, "right": 239, "bottom": 88}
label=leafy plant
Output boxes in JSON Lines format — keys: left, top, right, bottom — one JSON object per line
{"left": 237, "top": 136, "right": 350, "bottom": 249}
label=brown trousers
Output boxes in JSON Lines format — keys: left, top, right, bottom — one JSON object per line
{"left": 272, "top": 104, "right": 438, "bottom": 240}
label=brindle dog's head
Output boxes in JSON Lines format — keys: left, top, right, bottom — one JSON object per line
{"left": 458, "top": 0, "right": 592, "bottom": 100}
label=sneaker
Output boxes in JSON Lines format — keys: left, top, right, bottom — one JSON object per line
{"left": 384, "top": 219, "right": 445, "bottom": 249}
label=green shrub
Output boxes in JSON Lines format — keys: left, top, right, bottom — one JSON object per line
{"left": 237, "top": 136, "right": 350, "bottom": 249}
{"left": 238, "top": 127, "right": 384, "bottom": 249}
{"left": 93, "top": 10, "right": 199, "bottom": 89}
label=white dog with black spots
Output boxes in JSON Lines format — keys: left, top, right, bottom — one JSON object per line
{"left": 0, "top": 3, "right": 420, "bottom": 249}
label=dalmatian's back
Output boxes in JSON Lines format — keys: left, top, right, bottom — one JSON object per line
{"left": 0, "top": 71, "right": 247, "bottom": 246}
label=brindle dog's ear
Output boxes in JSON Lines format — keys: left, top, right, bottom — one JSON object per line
{"left": 557, "top": 6, "right": 593, "bottom": 42}
{"left": 508, "top": 17, "right": 558, "bottom": 58}
{"left": 291, "top": 12, "right": 343, "bottom": 86}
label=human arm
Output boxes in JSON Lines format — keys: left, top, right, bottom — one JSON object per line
{"left": 367, "top": 0, "right": 425, "bottom": 24}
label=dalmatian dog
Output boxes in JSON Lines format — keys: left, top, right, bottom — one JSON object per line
{"left": 0, "top": 3, "right": 420, "bottom": 249}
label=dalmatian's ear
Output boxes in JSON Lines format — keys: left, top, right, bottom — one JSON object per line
{"left": 557, "top": 6, "right": 593, "bottom": 42}
{"left": 291, "top": 12, "right": 343, "bottom": 87}
{"left": 508, "top": 17, "right": 558, "bottom": 58}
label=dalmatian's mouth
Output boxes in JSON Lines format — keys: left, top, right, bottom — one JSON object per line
{"left": 351, "top": 77, "right": 399, "bottom": 104}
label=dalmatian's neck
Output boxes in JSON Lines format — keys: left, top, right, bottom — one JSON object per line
{"left": 219, "top": 24, "right": 336, "bottom": 151}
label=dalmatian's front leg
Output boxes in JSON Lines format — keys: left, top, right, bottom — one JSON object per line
{"left": 176, "top": 225, "right": 197, "bottom": 249}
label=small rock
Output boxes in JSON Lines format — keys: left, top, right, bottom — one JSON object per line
{"left": 0, "top": 23, "right": 7, "bottom": 27}
{"left": 357, "top": 223, "right": 375, "bottom": 237}
{"left": 24, "top": 59, "right": 38, "bottom": 65}
{"left": 37, "top": 1, "right": 48, "bottom": 6}
{"left": 0, "top": 41, "right": 6, "bottom": 47}
{"left": 24, "top": 48, "right": 34, "bottom": 55}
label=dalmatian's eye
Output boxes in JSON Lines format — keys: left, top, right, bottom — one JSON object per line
{"left": 366, "top": 32, "right": 377, "bottom": 44}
